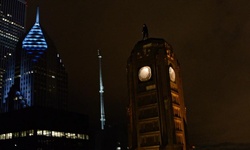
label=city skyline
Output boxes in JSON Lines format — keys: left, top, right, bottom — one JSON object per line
{"left": 26, "top": 0, "right": 250, "bottom": 147}
{"left": 0, "top": 5, "right": 90, "bottom": 149}
{"left": 1, "top": 7, "right": 68, "bottom": 112}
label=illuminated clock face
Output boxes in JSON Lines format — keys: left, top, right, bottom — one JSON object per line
{"left": 138, "top": 66, "right": 152, "bottom": 82}
{"left": 169, "top": 66, "right": 176, "bottom": 82}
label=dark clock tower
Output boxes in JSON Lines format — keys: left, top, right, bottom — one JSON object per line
{"left": 127, "top": 38, "right": 188, "bottom": 150}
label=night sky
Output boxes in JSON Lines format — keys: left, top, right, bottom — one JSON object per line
{"left": 26, "top": 0, "right": 250, "bottom": 146}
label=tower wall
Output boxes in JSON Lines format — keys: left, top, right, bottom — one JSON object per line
{"left": 127, "top": 38, "right": 187, "bottom": 150}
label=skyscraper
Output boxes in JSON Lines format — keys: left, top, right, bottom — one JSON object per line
{"left": 0, "top": 8, "right": 89, "bottom": 149}
{"left": 0, "top": 0, "right": 26, "bottom": 112}
{"left": 3, "top": 8, "right": 68, "bottom": 112}
{"left": 127, "top": 38, "right": 188, "bottom": 150}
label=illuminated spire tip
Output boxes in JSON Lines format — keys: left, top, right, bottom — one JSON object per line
{"left": 36, "top": 7, "right": 40, "bottom": 23}
{"left": 98, "top": 49, "right": 102, "bottom": 58}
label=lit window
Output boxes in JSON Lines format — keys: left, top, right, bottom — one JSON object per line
{"left": 27, "top": 130, "right": 34, "bottom": 136}
{"left": 86, "top": 135, "right": 89, "bottom": 140}
{"left": 5, "top": 133, "right": 12, "bottom": 139}
{"left": 20, "top": 131, "right": 26, "bottom": 137}
{"left": 13, "top": 132, "right": 19, "bottom": 138}
{"left": 117, "top": 147, "right": 121, "bottom": 150}
{"left": 52, "top": 131, "right": 64, "bottom": 137}
{"left": 37, "top": 130, "right": 42, "bottom": 135}
{"left": 0, "top": 134, "right": 5, "bottom": 140}
{"left": 65, "top": 133, "right": 77, "bottom": 139}
{"left": 43, "top": 130, "right": 51, "bottom": 136}
{"left": 78, "top": 134, "right": 85, "bottom": 139}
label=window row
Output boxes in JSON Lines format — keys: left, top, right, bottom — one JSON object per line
{"left": 0, "top": 129, "right": 89, "bottom": 140}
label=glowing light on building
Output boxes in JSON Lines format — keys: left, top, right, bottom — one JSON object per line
{"left": 22, "top": 8, "right": 48, "bottom": 50}
{"left": 98, "top": 50, "right": 106, "bottom": 130}
{"left": 0, "top": 129, "right": 88, "bottom": 141}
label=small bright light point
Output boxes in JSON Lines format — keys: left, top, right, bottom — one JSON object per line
{"left": 117, "top": 147, "right": 121, "bottom": 150}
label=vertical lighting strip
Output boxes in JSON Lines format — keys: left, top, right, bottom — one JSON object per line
{"left": 98, "top": 50, "right": 105, "bottom": 130}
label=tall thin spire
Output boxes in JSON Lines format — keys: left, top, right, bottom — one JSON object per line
{"left": 98, "top": 50, "right": 105, "bottom": 130}
{"left": 36, "top": 7, "right": 39, "bottom": 24}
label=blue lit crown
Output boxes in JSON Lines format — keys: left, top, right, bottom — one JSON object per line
{"left": 22, "top": 22, "right": 48, "bottom": 51}
{"left": 6, "top": 8, "right": 68, "bottom": 111}
{"left": 22, "top": 8, "right": 48, "bottom": 51}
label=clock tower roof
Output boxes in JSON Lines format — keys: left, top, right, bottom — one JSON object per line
{"left": 128, "top": 38, "right": 173, "bottom": 61}
{"left": 132, "top": 38, "right": 172, "bottom": 53}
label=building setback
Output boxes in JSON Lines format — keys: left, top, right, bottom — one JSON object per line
{"left": 127, "top": 38, "right": 188, "bottom": 150}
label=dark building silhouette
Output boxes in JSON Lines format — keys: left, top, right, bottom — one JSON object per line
{"left": 0, "top": 8, "right": 89, "bottom": 149}
{"left": 0, "top": 107, "right": 89, "bottom": 149}
{"left": 0, "top": 0, "right": 26, "bottom": 112}
{"left": 127, "top": 38, "right": 188, "bottom": 150}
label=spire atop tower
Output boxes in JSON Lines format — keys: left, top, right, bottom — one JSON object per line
{"left": 98, "top": 50, "right": 105, "bottom": 130}
{"left": 22, "top": 7, "right": 48, "bottom": 51}
{"left": 36, "top": 7, "right": 40, "bottom": 24}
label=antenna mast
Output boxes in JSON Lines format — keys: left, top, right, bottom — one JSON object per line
{"left": 98, "top": 50, "right": 105, "bottom": 130}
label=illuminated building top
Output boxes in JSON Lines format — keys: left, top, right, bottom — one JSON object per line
{"left": 22, "top": 8, "right": 48, "bottom": 51}
{"left": 0, "top": 5, "right": 89, "bottom": 149}
{"left": 3, "top": 7, "right": 68, "bottom": 112}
